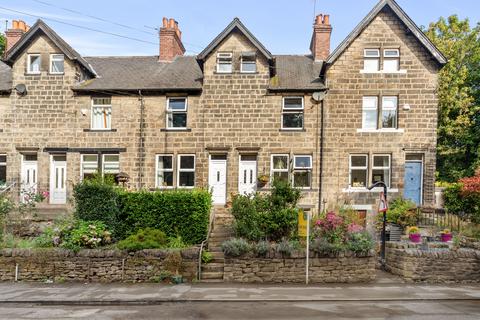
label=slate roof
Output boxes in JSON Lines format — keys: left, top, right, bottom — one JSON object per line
{"left": 74, "top": 55, "right": 203, "bottom": 92}
{"left": 5, "top": 19, "right": 97, "bottom": 76}
{"left": 326, "top": 0, "right": 447, "bottom": 65}
{"left": 270, "top": 55, "right": 325, "bottom": 91}
{"left": 0, "top": 62, "right": 12, "bottom": 93}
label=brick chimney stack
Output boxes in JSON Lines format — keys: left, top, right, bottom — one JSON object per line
{"left": 5, "top": 20, "right": 30, "bottom": 54}
{"left": 159, "top": 17, "right": 185, "bottom": 62}
{"left": 310, "top": 14, "right": 332, "bottom": 61}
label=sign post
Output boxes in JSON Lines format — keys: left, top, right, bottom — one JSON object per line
{"left": 298, "top": 209, "right": 310, "bottom": 284}
{"left": 306, "top": 211, "right": 310, "bottom": 284}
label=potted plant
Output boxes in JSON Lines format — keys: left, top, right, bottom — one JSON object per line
{"left": 257, "top": 174, "right": 269, "bottom": 187}
{"left": 407, "top": 226, "right": 421, "bottom": 243}
{"left": 440, "top": 229, "right": 453, "bottom": 242}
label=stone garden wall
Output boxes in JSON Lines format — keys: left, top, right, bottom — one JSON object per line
{"left": 0, "top": 248, "right": 199, "bottom": 282}
{"left": 224, "top": 251, "right": 376, "bottom": 283}
{"left": 385, "top": 242, "right": 480, "bottom": 283}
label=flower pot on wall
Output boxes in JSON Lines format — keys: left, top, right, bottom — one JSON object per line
{"left": 409, "top": 233, "right": 422, "bottom": 243}
{"left": 441, "top": 233, "right": 452, "bottom": 242}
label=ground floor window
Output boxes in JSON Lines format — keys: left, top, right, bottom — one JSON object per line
{"left": 271, "top": 154, "right": 289, "bottom": 183}
{"left": 349, "top": 154, "right": 392, "bottom": 188}
{"left": 178, "top": 154, "right": 195, "bottom": 188}
{"left": 156, "top": 155, "right": 174, "bottom": 188}
{"left": 372, "top": 154, "right": 391, "bottom": 188}
{"left": 349, "top": 154, "right": 368, "bottom": 188}
{"left": 81, "top": 153, "right": 120, "bottom": 181}
{"left": 0, "top": 155, "right": 6, "bottom": 186}
{"left": 293, "top": 155, "right": 312, "bottom": 188}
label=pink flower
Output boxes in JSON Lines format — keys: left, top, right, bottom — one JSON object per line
{"left": 347, "top": 223, "right": 364, "bottom": 234}
{"left": 41, "top": 191, "right": 50, "bottom": 198}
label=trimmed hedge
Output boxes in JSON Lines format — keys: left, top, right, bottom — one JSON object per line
{"left": 116, "top": 189, "right": 211, "bottom": 244}
{"left": 74, "top": 180, "right": 211, "bottom": 244}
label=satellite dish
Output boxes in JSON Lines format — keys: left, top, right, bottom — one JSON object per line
{"left": 14, "top": 84, "right": 27, "bottom": 95}
{"left": 312, "top": 91, "right": 327, "bottom": 102}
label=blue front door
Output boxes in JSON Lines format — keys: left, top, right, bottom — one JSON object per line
{"left": 404, "top": 162, "right": 422, "bottom": 206}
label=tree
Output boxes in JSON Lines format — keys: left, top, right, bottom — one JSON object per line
{"left": 424, "top": 16, "right": 480, "bottom": 182}
{"left": 0, "top": 33, "right": 5, "bottom": 57}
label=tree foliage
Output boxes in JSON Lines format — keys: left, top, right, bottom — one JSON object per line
{"left": 0, "top": 33, "right": 5, "bottom": 57}
{"left": 425, "top": 16, "right": 480, "bottom": 181}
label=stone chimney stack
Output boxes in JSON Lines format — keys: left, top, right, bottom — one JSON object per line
{"left": 159, "top": 17, "right": 185, "bottom": 62}
{"left": 310, "top": 14, "right": 332, "bottom": 61}
{"left": 5, "top": 20, "right": 30, "bottom": 54}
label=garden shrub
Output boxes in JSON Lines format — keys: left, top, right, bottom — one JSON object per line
{"left": 221, "top": 238, "right": 251, "bottom": 257}
{"left": 444, "top": 181, "right": 480, "bottom": 223}
{"left": 117, "top": 228, "right": 168, "bottom": 251}
{"left": 73, "top": 176, "right": 121, "bottom": 236}
{"left": 231, "top": 180, "right": 300, "bottom": 241}
{"left": 60, "top": 220, "right": 112, "bottom": 251}
{"left": 201, "top": 250, "right": 213, "bottom": 264}
{"left": 116, "top": 189, "right": 211, "bottom": 244}
{"left": 381, "top": 197, "right": 418, "bottom": 228}
{"left": 346, "top": 231, "right": 374, "bottom": 254}
{"left": 167, "top": 235, "right": 188, "bottom": 249}
{"left": 276, "top": 238, "right": 300, "bottom": 257}
{"left": 254, "top": 240, "right": 270, "bottom": 257}
{"left": 311, "top": 237, "right": 345, "bottom": 254}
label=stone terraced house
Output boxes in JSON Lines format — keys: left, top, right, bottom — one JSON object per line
{"left": 0, "top": 0, "right": 445, "bottom": 227}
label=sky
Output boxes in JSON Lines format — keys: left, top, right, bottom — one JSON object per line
{"left": 0, "top": 0, "right": 479, "bottom": 57}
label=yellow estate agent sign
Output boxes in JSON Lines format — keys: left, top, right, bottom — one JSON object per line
{"left": 298, "top": 208, "right": 308, "bottom": 237}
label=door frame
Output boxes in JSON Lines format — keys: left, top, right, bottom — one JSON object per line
{"left": 20, "top": 154, "right": 38, "bottom": 203}
{"left": 49, "top": 154, "right": 67, "bottom": 204}
{"left": 404, "top": 157, "right": 424, "bottom": 206}
{"left": 238, "top": 154, "right": 258, "bottom": 195}
{"left": 208, "top": 154, "right": 228, "bottom": 205}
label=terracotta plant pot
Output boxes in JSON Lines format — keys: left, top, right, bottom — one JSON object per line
{"left": 441, "top": 233, "right": 452, "bottom": 242}
{"left": 409, "top": 233, "right": 422, "bottom": 243}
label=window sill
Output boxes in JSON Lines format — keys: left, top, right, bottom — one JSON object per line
{"left": 356, "top": 128, "right": 404, "bottom": 133}
{"left": 161, "top": 128, "right": 192, "bottom": 132}
{"left": 48, "top": 72, "right": 64, "bottom": 76}
{"left": 279, "top": 128, "right": 306, "bottom": 132}
{"left": 360, "top": 69, "right": 407, "bottom": 74}
{"left": 342, "top": 187, "right": 399, "bottom": 193}
{"left": 25, "top": 72, "right": 41, "bottom": 76}
{"left": 83, "top": 129, "right": 117, "bottom": 132}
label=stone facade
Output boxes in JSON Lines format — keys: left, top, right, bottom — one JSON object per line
{"left": 0, "top": 248, "right": 199, "bottom": 282}
{"left": 224, "top": 251, "right": 376, "bottom": 283}
{"left": 385, "top": 242, "right": 480, "bottom": 283}
{"left": 0, "top": 1, "right": 442, "bottom": 218}
{"left": 323, "top": 7, "right": 440, "bottom": 228}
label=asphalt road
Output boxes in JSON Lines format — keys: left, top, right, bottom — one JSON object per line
{"left": 1, "top": 300, "right": 479, "bottom": 320}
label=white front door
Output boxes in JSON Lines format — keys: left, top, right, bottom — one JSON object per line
{"left": 239, "top": 155, "right": 257, "bottom": 196}
{"left": 20, "top": 156, "right": 38, "bottom": 203}
{"left": 50, "top": 155, "right": 67, "bottom": 204}
{"left": 208, "top": 156, "right": 227, "bottom": 205}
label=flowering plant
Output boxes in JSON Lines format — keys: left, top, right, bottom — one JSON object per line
{"left": 440, "top": 228, "right": 451, "bottom": 235}
{"left": 314, "top": 211, "right": 346, "bottom": 244}
{"left": 347, "top": 223, "right": 364, "bottom": 234}
{"left": 407, "top": 226, "right": 420, "bottom": 235}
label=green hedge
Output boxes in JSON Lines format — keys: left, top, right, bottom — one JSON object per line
{"left": 74, "top": 180, "right": 211, "bottom": 244}
{"left": 444, "top": 183, "right": 480, "bottom": 223}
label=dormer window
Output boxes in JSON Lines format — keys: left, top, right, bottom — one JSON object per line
{"left": 383, "top": 49, "right": 400, "bottom": 72}
{"left": 216, "top": 52, "right": 233, "bottom": 73}
{"left": 50, "top": 54, "right": 65, "bottom": 74}
{"left": 240, "top": 52, "right": 256, "bottom": 73}
{"left": 27, "top": 54, "right": 41, "bottom": 74}
{"left": 363, "top": 49, "right": 380, "bottom": 72}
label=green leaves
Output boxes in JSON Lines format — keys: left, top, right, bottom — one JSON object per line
{"left": 425, "top": 15, "right": 480, "bottom": 181}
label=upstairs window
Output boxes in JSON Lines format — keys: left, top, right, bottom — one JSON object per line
{"left": 271, "top": 155, "right": 289, "bottom": 183}
{"left": 217, "top": 52, "right": 233, "bottom": 73}
{"left": 27, "top": 54, "right": 41, "bottom": 74}
{"left": 166, "top": 97, "right": 187, "bottom": 129}
{"left": 362, "top": 97, "right": 378, "bottom": 129}
{"left": 240, "top": 52, "right": 256, "bottom": 73}
{"left": 372, "top": 155, "right": 391, "bottom": 188}
{"left": 282, "top": 97, "right": 304, "bottom": 129}
{"left": 381, "top": 96, "right": 398, "bottom": 129}
{"left": 383, "top": 49, "right": 400, "bottom": 72}
{"left": 50, "top": 54, "right": 64, "bottom": 74}
{"left": 349, "top": 155, "right": 368, "bottom": 188}
{"left": 156, "top": 155, "right": 174, "bottom": 188}
{"left": 293, "top": 155, "right": 312, "bottom": 188}
{"left": 178, "top": 155, "right": 195, "bottom": 188}
{"left": 102, "top": 154, "right": 120, "bottom": 182}
{"left": 363, "top": 49, "right": 380, "bottom": 72}
{"left": 81, "top": 154, "right": 98, "bottom": 180}
{"left": 91, "top": 97, "right": 112, "bottom": 130}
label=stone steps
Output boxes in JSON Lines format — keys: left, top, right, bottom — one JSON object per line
{"left": 200, "top": 271, "right": 224, "bottom": 280}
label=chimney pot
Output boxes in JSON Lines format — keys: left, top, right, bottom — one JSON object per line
{"left": 323, "top": 15, "right": 330, "bottom": 25}
{"left": 168, "top": 18, "right": 175, "bottom": 28}
{"left": 162, "top": 17, "right": 168, "bottom": 28}
{"left": 5, "top": 19, "right": 29, "bottom": 56}
{"left": 315, "top": 14, "right": 323, "bottom": 26}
